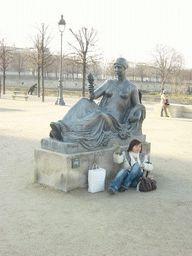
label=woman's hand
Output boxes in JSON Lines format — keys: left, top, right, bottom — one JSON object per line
{"left": 140, "top": 163, "right": 144, "bottom": 168}
{"left": 113, "top": 143, "right": 122, "bottom": 155}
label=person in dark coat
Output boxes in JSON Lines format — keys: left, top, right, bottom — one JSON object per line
{"left": 28, "top": 83, "right": 37, "bottom": 95}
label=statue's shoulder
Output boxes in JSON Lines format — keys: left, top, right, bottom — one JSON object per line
{"left": 125, "top": 80, "right": 138, "bottom": 90}
{"left": 102, "top": 79, "right": 116, "bottom": 88}
{"left": 106, "top": 78, "right": 116, "bottom": 84}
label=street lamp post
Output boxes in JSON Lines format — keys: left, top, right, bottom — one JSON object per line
{"left": 55, "top": 15, "right": 66, "bottom": 105}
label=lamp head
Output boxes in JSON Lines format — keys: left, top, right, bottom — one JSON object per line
{"left": 58, "top": 15, "right": 66, "bottom": 33}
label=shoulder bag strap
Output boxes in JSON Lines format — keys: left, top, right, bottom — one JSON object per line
{"left": 125, "top": 151, "right": 131, "bottom": 166}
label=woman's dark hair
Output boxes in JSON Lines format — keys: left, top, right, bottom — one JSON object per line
{"left": 127, "top": 139, "right": 142, "bottom": 152}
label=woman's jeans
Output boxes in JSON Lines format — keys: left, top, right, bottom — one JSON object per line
{"left": 109, "top": 163, "right": 142, "bottom": 191}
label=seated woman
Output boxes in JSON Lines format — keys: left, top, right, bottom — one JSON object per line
{"left": 49, "top": 58, "right": 146, "bottom": 149}
{"left": 108, "top": 139, "right": 153, "bottom": 195}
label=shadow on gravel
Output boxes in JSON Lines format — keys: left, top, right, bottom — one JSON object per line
{"left": 0, "top": 108, "right": 26, "bottom": 112}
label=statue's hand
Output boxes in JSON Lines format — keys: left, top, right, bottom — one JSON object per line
{"left": 88, "top": 83, "right": 94, "bottom": 93}
{"left": 87, "top": 74, "right": 95, "bottom": 101}
{"left": 128, "top": 116, "right": 140, "bottom": 123}
{"left": 128, "top": 111, "right": 142, "bottom": 123}
{"left": 88, "top": 84, "right": 95, "bottom": 101}
{"left": 118, "top": 129, "right": 130, "bottom": 139}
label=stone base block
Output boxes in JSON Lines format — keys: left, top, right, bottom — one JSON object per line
{"left": 182, "top": 105, "right": 192, "bottom": 118}
{"left": 41, "top": 134, "right": 146, "bottom": 154}
{"left": 34, "top": 142, "right": 151, "bottom": 193}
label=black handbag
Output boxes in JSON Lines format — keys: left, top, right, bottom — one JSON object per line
{"left": 137, "top": 171, "right": 157, "bottom": 192}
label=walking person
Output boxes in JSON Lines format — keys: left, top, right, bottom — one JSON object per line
{"left": 107, "top": 139, "right": 153, "bottom": 195}
{"left": 160, "top": 90, "right": 169, "bottom": 117}
{"left": 28, "top": 83, "right": 37, "bottom": 95}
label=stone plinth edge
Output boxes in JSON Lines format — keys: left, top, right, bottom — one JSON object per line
{"left": 41, "top": 134, "right": 146, "bottom": 154}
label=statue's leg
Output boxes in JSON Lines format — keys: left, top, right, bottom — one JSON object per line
{"left": 49, "top": 97, "right": 99, "bottom": 140}
{"left": 62, "top": 97, "right": 99, "bottom": 124}
{"left": 84, "top": 110, "right": 113, "bottom": 130}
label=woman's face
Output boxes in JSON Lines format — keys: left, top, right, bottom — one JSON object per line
{"left": 114, "top": 64, "right": 125, "bottom": 76}
{"left": 132, "top": 143, "right": 142, "bottom": 153}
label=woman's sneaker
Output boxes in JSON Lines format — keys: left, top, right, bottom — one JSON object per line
{"left": 118, "top": 185, "right": 127, "bottom": 192}
{"left": 107, "top": 188, "right": 115, "bottom": 195}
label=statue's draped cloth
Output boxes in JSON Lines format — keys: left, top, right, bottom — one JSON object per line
{"left": 51, "top": 79, "right": 146, "bottom": 149}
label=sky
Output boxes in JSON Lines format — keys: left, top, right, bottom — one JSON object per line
{"left": 1, "top": 0, "right": 192, "bottom": 68}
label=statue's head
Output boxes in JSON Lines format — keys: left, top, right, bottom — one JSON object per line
{"left": 114, "top": 58, "right": 128, "bottom": 70}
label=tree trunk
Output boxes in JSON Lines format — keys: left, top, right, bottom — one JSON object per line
{"left": 0, "top": 76, "right": 1, "bottom": 98}
{"left": 41, "top": 24, "right": 45, "bottom": 102}
{"left": 174, "top": 82, "right": 178, "bottom": 94}
{"left": 161, "top": 80, "right": 165, "bottom": 92}
{"left": 3, "top": 70, "right": 5, "bottom": 94}
{"left": 82, "top": 55, "right": 86, "bottom": 97}
{"left": 37, "top": 65, "right": 41, "bottom": 97}
{"left": 41, "top": 60, "right": 44, "bottom": 102}
{"left": 41, "top": 67, "right": 44, "bottom": 102}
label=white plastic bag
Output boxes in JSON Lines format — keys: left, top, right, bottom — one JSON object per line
{"left": 88, "top": 164, "right": 106, "bottom": 193}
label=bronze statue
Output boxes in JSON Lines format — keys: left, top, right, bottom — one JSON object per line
{"left": 49, "top": 57, "right": 146, "bottom": 149}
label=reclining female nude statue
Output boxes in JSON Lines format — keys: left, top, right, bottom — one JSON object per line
{"left": 49, "top": 57, "right": 146, "bottom": 149}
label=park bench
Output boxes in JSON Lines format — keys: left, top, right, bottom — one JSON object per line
{"left": 12, "top": 91, "right": 28, "bottom": 101}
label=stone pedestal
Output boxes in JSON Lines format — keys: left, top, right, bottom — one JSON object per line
{"left": 34, "top": 135, "right": 151, "bottom": 193}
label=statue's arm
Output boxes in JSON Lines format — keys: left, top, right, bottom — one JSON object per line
{"left": 91, "top": 80, "right": 109, "bottom": 100}
{"left": 131, "top": 88, "right": 140, "bottom": 106}
{"left": 129, "top": 88, "right": 142, "bottom": 123}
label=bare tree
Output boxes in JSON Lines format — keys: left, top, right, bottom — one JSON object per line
{"left": 152, "top": 44, "right": 184, "bottom": 91}
{"left": 126, "top": 61, "right": 136, "bottom": 81}
{"left": 68, "top": 27, "right": 101, "bottom": 97}
{"left": 30, "top": 23, "right": 53, "bottom": 101}
{"left": 183, "top": 69, "right": 192, "bottom": 82}
{"left": 32, "top": 35, "right": 41, "bottom": 97}
{"left": 171, "top": 54, "right": 185, "bottom": 94}
{"left": 64, "top": 56, "right": 81, "bottom": 80}
{"left": 0, "top": 39, "right": 12, "bottom": 94}
{"left": 182, "top": 69, "right": 192, "bottom": 94}
{"left": 44, "top": 54, "right": 56, "bottom": 77}
{"left": 135, "top": 62, "right": 148, "bottom": 82}
{"left": 11, "top": 47, "right": 28, "bottom": 78}
{"left": 105, "top": 60, "right": 116, "bottom": 78}
{"left": 29, "top": 35, "right": 42, "bottom": 97}
{"left": 51, "top": 54, "right": 60, "bottom": 79}
{"left": 87, "top": 58, "right": 103, "bottom": 78}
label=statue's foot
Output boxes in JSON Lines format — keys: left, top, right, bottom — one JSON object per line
{"left": 50, "top": 122, "right": 62, "bottom": 133}
{"left": 50, "top": 122, "right": 63, "bottom": 141}
{"left": 49, "top": 129, "right": 63, "bottom": 141}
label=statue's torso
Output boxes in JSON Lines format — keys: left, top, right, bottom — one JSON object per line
{"left": 98, "top": 79, "right": 138, "bottom": 123}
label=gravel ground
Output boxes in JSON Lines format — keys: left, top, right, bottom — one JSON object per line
{"left": 1, "top": 92, "right": 192, "bottom": 256}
